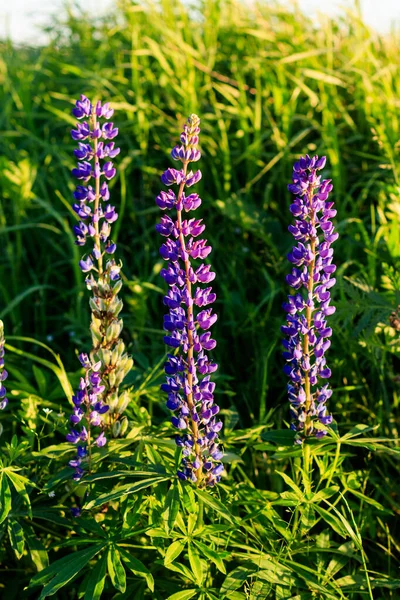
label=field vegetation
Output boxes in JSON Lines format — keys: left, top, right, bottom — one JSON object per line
{"left": 0, "top": 1, "right": 399, "bottom": 598}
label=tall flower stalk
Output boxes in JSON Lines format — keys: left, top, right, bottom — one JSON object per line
{"left": 156, "top": 114, "right": 223, "bottom": 487}
{"left": 67, "top": 95, "right": 132, "bottom": 480}
{"left": 282, "top": 155, "right": 338, "bottom": 445}
{"left": 0, "top": 321, "right": 8, "bottom": 411}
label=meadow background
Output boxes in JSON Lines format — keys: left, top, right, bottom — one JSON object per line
{"left": 0, "top": 0, "right": 400, "bottom": 598}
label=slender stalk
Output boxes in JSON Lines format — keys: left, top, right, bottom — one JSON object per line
{"left": 196, "top": 497, "right": 204, "bottom": 530}
{"left": 303, "top": 192, "right": 316, "bottom": 437}
{"left": 283, "top": 155, "right": 337, "bottom": 444}
{"left": 175, "top": 161, "right": 203, "bottom": 485}
{"left": 157, "top": 114, "right": 223, "bottom": 487}
{"left": 91, "top": 107, "right": 103, "bottom": 276}
{"left": 325, "top": 440, "right": 341, "bottom": 488}
{"left": 302, "top": 440, "right": 312, "bottom": 495}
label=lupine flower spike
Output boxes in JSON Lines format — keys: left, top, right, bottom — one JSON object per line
{"left": 67, "top": 95, "right": 133, "bottom": 481}
{"left": 156, "top": 114, "right": 224, "bottom": 486}
{"left": 0, "top": 321, "right": 8, "bottom": 411}
{"left": 282, "top": 155, "right": 338, "bottom": 444}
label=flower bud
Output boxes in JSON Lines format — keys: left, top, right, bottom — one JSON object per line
{"left": 112, "top": 420, "right": 122, "bottom": 437}
{"left": 120, "top": 416, "right": 129, "bottom": 436}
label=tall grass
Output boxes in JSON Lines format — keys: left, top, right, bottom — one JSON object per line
{"left": 0, "top": 1, "right": 399, "bottom": 597}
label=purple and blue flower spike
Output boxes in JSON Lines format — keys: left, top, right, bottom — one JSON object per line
{"left": 282, "top": 155, "right": 338, "bottom": 444}
{"left": 67, "top": 95, "right": 132, "bottom": 481}
{"left": 156, "top": 114, "right": 224, "bottom": 487}
{"left": 0, "top": 322, "right": 8, "bottom": 411}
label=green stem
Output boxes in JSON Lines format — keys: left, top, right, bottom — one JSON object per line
{"left": 325, "top": 440, "right": 341, "bottom": 488}
{"left": 302, "top": 441, "right": 312, "bottom": 495}
{"left": 196, "top": 498, "right": 204, "bottom": 530}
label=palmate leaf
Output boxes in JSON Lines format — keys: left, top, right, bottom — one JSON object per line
{"left": 107, "top": 546, "right": 126, "bottom": 593}
{"left": 192, "top": 487, "right": 236, "bottom": 524}
{"left": 164, "top": 540, "right": 186, "bottom": 566}
{"left": 162, "top": 481, "right": 180, "bottom": 532}
{"left": 166, "top": 591, "right": 197, "bottom": 600}
{"left": 83, "top": 470, "right": 161, "bottom": 483}
{"left": 4, "top": 468, "right": 33, "bottom": 517}
{"left": 7, "top": 519, "right": 25, "bottom": 559}
{"left": 323, "top": 541, "right": 356, "bottom": 584}
{"left": 221, "top": 565, "right": 257, "bottom": 596}
{"left": 84, "top": 554, "right": 107, "bottom": 600}
{"left": 24, "top": 525, "right": 49, "bottom": 572}
{"left": 83, "top": 475, "right": 170, "bottom": 510}
{"left": 119, "top": 547, "right": 154, "bottom": 592}
{"left": 0, "top": 473, "right": 12, "bottom": 525}
{"left": 260, "top": 429, "right": 296, "bottom": 445}
{"left": 194, "top": 540, "right": 228, "bottom": 574}
{"left": 312, "top": 504, "right": 348, "bottom": 539}
{"left": 29, "top": 543, "right": 105, "bottom": 599}
{"left": 188, "top": 544, "right": 204, "bottom": 587}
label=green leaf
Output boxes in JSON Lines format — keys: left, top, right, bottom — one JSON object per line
{"left": 83, "top": 470, "right": 159, "bottom": 483}
{"left": 84, "top": 554, "right": 107, "bottom": 600}
{"left": 32, "top": 364, "right": 47, "bottom": 396}
{"left": 276, "top": 471, "right": 303, "bottom": 498}
{"left": 347, "top": 488, "right": 388, "bottom": 512}
{"left": 371, "top": 578, "right": 400, "bottom": 590}
{"left": 311, "top": 486, "right": 339, "bottom": 502}
{"left": 221, "top": 566, "right": 255, "bottom": 595}
{"left": 188, "top": 544, "right": 203, "bottom": 586}
{"left": 30, "top": 543, "right": 105, "bottom": 598}
{"left": 166, "top": 591, "right": 197, "bottom": 600}
{"left": 42, "top": 467, "right": 75, "bottom": 493}
{"left": 192, "top": 488, "right": 235, "bottom": 524}
{"left": 300, "top": 504, "right": 316, "bottom": 533}
{"left": 35, "top": 444, "right": 74, "bottom": 459}
{"left": 107, "top": 546, "right": 126, "bottom": 593}
{"left": 313, "top": 505, "right": 348, "bottom": 538}
{"left": 0, "top": 473, "right": 12, "bottom": 524}
{"left": 5, "top": 469, "right": 33, "bottom": 517}
{"left": 260, "top": 430, "right": 296, "bottom": 445}
{"left": 8, "top": 519, "right": 25, "bottom": 559}
{"left": 194, "top": 540, "right": 227, "bottom": 574}
{"left": 84, "top": 476, "right": 168, "bottom": 509}
{"left": 25, "top": 526, "right": 49, "bottom": 571}
{"left": 180, "top": 482, "right": 197, "bottom": 514}
{"left": 164, "top": 540, "right": 186, "bottom": 566}
{"left": 6, "top": 339, "right": 74, "bottom": 403}
{"left": 342, "top": 424, "right": 377, "bottom": 439}
{"left": 119, "top": 548, "right": 154, "bottom": 592}
{"left": 163, "top": 482, "right": 180, "bottom": 531}
{"left": 323, "top": 542, "right": 354, "bottom": 583}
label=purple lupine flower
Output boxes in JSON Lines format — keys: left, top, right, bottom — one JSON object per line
{"left": 66, "top": 362, "right": 110, "bottom": 480}
{"left": 156, "top": 114, "right": 223, "bottom": 487}
{"left": 282, "top": 155, "right": 338, "bottom": 443}
{"left": 70, "top": 96, "right": 121, "bottom": 286}
{"left": 67, "top": 96, "right": 133, "bottom": 480}
{"left": 0, "top": 322, "right": 8, "bottom": 411}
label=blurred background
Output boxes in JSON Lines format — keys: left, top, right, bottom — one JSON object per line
{"left": 0, "top": 0, "right": 399, "bottom": 437}
{"left": 3, "top": 0, "right": 400, "bottom": 45}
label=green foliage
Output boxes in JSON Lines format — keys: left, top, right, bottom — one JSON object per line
{"left": 0, "top": 0, "right": 399, "bottom": 598}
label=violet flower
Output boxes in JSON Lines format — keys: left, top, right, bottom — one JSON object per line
{"left": 282, "top": 155, "right": 338, "bottom": 443}
{"left": 156, "top": 115, "right": 223, "bottom": 487}
{"left": 0, "top": 322, "right": 8, "bottom": 411}
{"left": 67, "top": 96, "right": 133, "bottom": 479}
{"left": 66, "top": 354, "right": 109, "bottom": 480}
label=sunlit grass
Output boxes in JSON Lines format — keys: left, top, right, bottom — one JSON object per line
{"left": 0, "top": 1, "right": 399, "bottom": 597}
